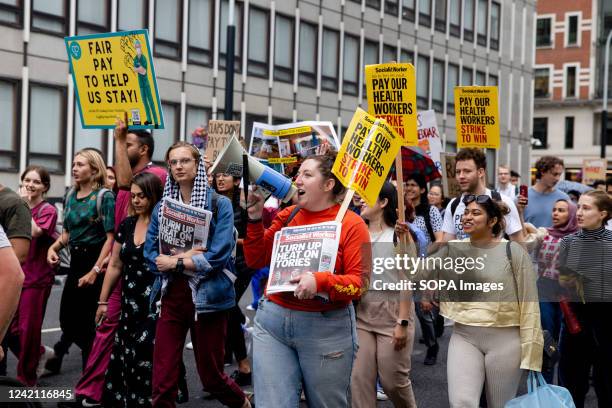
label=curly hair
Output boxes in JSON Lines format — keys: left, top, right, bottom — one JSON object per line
{"left": 534, "top": 156, "right": 564, "bottom": 179}
{"left": 456, "top": 148, "right": 487, "bottom": 171}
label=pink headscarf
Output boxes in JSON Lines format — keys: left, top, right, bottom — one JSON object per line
{"left": 547, "top": 199, "right": 578, "bottom": 239}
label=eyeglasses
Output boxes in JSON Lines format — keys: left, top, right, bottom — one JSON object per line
{"left": 462, "top": 194, "right": 492, "bottom": 205}
{"left": 167, "top": 158, "right": 196, "bottom": 168}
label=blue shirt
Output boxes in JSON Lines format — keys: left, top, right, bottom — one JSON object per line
{"left": 524, "top": 187, "right": 570, "bottom": 228}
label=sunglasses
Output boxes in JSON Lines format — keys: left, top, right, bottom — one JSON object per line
{"left": 462, "top": 194, "right": 492, "bottom": 205}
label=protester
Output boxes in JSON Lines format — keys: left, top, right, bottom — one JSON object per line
{"left": 427, "top": 182, "right": 448, "bottom": 217}
{"left": 0, "top": 225, "right": 25, "bottom": 363}
{"left": 106, "top": 166, "right": 118, "bottom": 194}
{"left": 46, "top": 149, "right": 115, "bottom": 370}
{"left": 523, "top": 156, "right": 569, "bottom": 228}
{"left": 244, "top": 152, "right": 370, "bottom": 407}
{"left": 0, "top": 166, "right": 57, "bottom": 386}
{"left": 497, "top": 165, "right": 517, "bottom": 199}
{"left": 144, "top": 142, "right": 250, "bottom": 408}
{"left": 510, "top": 171, "right": 520, "bottom": 187}
{"left": 402, "top": 195, "right": 543, "bottom": 407}
{"left": 351, "top": 182, "right": 417, "bottom": 408}
{"left": 93, "top": 172, "right": 163, "bottom": 407}
{"left": 567, "top": 189, "right": 580, "bottom": 204}
{"left": 0, "top": 182, "right": 32, "bottom": 263}
{"left": 592, "top": 179, "right": 606, "bottom": 191}
{"left": 557, "top": 190, "right": 612, "bottom": 408}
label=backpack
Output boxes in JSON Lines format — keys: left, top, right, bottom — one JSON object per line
{"left": 64, "top": 187, "right": 112, "bottom": 225}
{"left": 35, "top": 201, "right": 60, "bottom": 241}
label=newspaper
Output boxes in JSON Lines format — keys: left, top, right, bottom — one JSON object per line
{"left": 159, "top": 197, "right": 212, "bottom": 256}
{"left": 267, "top": 221, "right": 342, "bottom": 295}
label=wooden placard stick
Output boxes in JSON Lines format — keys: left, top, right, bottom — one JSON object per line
{"left": 335, "top": 189, "right": 355, "bottom": 223}
{"left": 394, "top": 152, "right": 407, "bottom": 249}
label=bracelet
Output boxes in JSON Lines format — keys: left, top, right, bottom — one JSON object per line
{"left": 247, "top": 217, "right": 262, "bottom": 223}
{"left": 97, "top": 301, "right": 108, "bottom": 305}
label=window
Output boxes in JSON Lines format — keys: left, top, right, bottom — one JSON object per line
{"left": 321, "top": 29, "right": 339, "bottom": 92}
{"left": 462, "top": 67, "right": 473, "bottom": 85}
{"left": 366, "top": 0, "right": 381, "bottom": 8}
{"left": 419, "top": 0, "right": 432, "bottom": 28}
{"left": 118, "top": 0, "right": 146, "bottom": 31}
{"left": 565, "top": 117, "right": 574, "bottom": 149}
{"left": 402, "top": 0, "right": 415, "bottom": 21}
{"left": 155, "top": 0, "right": 182, "bottom": 59}
{"left": 490, "top": 2, "right": 500, "bottom": 50}
{"left": 385, "top": 0, "right": 399, "bottom": 16}
{"left": 74, "top": 104, "right": 106, "bottom": 156}
{"left": 248, "top": 8, "right": 269, "bottom": 77}
{"left": 447, "top": 63, "right": 459, "bottom": 114}
{"left": 463, "top": 0, "right": 474, "bottom": 41}
{"left": 565, "top": 65, "right": 577, "bottom": 98}
{"left": 77, "top": 0, "right": 109, "bottom": 34}
{"left": 0, "top": 79, "right": 19, "bottom": 170}
{"left": 476, "top": 0, "right": 487, "bottom": 46}
{"left": 475, "top": 71, "right": 486, "bottom": 85}
{"left": 186, "top": 106, "right": 211, "bottom": 136}
{"left": 489, "top": 74, "right": 498, "bottom": 86}
{"left": 0, "top": 0, "right": 22, "bottom": 27}
{"left": 383, "top": 44, "right": 396, "bottom": 63}
{"left": 567, "top": 14, "right": 579, "bottom": 46}
{"left": 534, "top": 68, "right": 550, "bottom": 98}
{"left": 274, "top": 14, "right": 294, "bottom": 83}
{"left": 298, "top": 21, "right": 317, "bottom": 87}
{"left": 435, "top": 0, "right": 446, "bottom": 32}
{"left": 152, "top": 103, "right": 178, "bottom": 163}
{"left": 536, "top": 17, "right": 552, "bottom": 47}
{"left": 449, "top": 0, "right": 460, "bottom": 37}
{"left": 400, "top": 49, "right": 413, "bottom": 63}
{"left": 31, "top": 0, "right": 66, "bottom": 35}
{"left": 532, "top": 118, "right": 548, "bottom": 149}
{"left": 343, "top": 34, "right": 359, "bottom": 95}
{"left": 28, "top": 84, "right": 66, "bottom": 173}
{"left": 219, "top": 0, "right": 243, "bottom": 71}
{"left": 188, "top": 0, "right": 212, "bottom": 65}
{"left": 432, "top": 60, "right": 444, "bottom": 111}
{"left": 417, "top": 55, "right": 429, "bottom": 109}
{"left": 363, "top": 40, "right": 378, "bottom": 93}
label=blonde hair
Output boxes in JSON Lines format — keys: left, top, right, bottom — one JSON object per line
{"left": 74, "top": 148, "right": 108, "bottom": 190}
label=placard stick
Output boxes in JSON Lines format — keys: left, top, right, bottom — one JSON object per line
{"left": 335, "top": 189, "right": 355, "bottom": 223}
{"left": 395, "top": 152, "right": 407, "bottom": 248}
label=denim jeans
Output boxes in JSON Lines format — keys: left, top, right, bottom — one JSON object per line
{"left": 253, "top": 298, "right": 358, "bottom": 408}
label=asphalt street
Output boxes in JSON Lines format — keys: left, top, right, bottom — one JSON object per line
{"left": 3, "top": 278, "right": 596, "bottom": 408}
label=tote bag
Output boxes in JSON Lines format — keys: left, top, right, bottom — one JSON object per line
{"left": 505, "top": 371, "right": 575, "bottom": 408}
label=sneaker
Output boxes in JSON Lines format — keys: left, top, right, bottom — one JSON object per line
{"left": 246, "top": 304, "right": 255, "bottom": 311}
{"left": 57, "top": 396, "right": 101, "bottom": 408}
{"left": 45, "top": 351, "right": 65, "bottom": 376}
{"left": 176, "top": 375, "right": 189, "bottom": 404}
{"left": 424, "top": 343, "right": 439, "bottom": 366}
{"left": 37, "top": 345, "right": 55, "bottom": 378}
{"left": 230, "top": 369, "right": 252, "bottom": 387}
{"left": 376, "top": 390, "right": 389, "bottom": 401}
{"left": 185, "top": 342, "right": 193, "bottom": 350}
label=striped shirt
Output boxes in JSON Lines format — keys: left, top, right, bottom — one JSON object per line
{"left": 557, "top": 227, "right": 612, "bottom": 302}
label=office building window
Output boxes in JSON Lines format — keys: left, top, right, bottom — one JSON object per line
{"left": 534, "top": 68, "right": 550, "bottom": 98}
{"left": 118, "top": 0, "right": 146, "bottom": 31}
{"left": 219, "top": 0, "right": 242, "bottom": 71}
{"left": 462, "top": 67, "right": 473, "bottom": 85}
{"left": 489, "top": 74, "right": 498, "bottom": 86}
{"left": 432, "top": 60, "right": 444, "bottom": 112}
{"left": 536, "top": 17, "right": 552, "bottom": 47}
{"left": 0, "top": 79, "right": 18, "bottom": 170}
{"left": 366, "top": 0, "right": 381, "bottom": 9}
{"left": 186, "top": 106, "right": 211, "bottom": 136}
{"left": 188, "top": 0, "right": 212, "bottom": 65}
{"left": 0, "top": 0, "right": 22, "bottom": 27}
{"left": 77, "top": 0, "right": 109, "bottom": 34}
{"left": 383, "top": 44, "right": 396, "bottom": 63}
{"left": 155, "top": 0, "right": 182, "bottom": 59}
{"left": 343, "top": 34, "right": 359, "bottom": 95}
{"left": 463, "top": 0, "right": 474, "bottom": 41}
{"left": 435, "top": 0, "right": 446, "bottom": 32}
{"left": 490, "top": 2, "right": 500, "bottom": 50}
{"left": 475, "top": 71, "right": 486, "bottom": 85}
{"left": 564, "top": 116, "right": 574, "bottom": 149}
{"left": 321, "top": 29, "right": 339, "bottom": 92}
{"left": 248, "top": 7, "right": 269, "bottom": 77}
{"left": 419, "top": 0, "right": 432, "bottom": 28}
{"left": 31, "top": 0, "right": 66, "bottom": 35}
{"left": 449, "top": 0, "right": 460, "bottom": 37}
{"left": 385, "top": 0, "right": 399, "bottom": 16}
{"left": 152, "top": 103, "right": 178, "bottom": 163}
{"left": 363, "top": 40, "right": 378, "bottom": 93}
{"left": 298, "top": 21, "right": 317, "bottom": 87}
{"left": 400, "top": 49, "right": 413, "bottom": 63}
{"left": 29, "top": 84, "right": 66, "bottom": 173}
{"left": 447, "top": 63, "right": 458, "bottom": 114}
{"left": 532, "top": 118, "right": 548, "bottom": 149}
{"left": 476, "top": 0, "right": 487, "bottom": 46}
{"left": 567, "top": 14, "right": 579, "bottom": 46}
{"left": 402, "top": 0, "right": 415, "bottom": 21}
{"left": 417, "top": 55, "right": 429, "bottom": 110}
{"left": 274, "top": 14, "right": 294, "bottom": 83}
{"left": 565, "top": 65, "right": 577, "bottom": 98}
{"left": 74, "top": 104, "right": 106, "bottom": 156}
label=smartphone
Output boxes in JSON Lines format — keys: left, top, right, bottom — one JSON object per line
{"left": 519, "top": 185, "right": 528, "bottom": 197}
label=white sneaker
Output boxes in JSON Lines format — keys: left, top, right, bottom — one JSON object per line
{"left": 245, "top": 304, "right": 255, "bottom": 311}
{"left": 185, "top": 342, "right": 193, "bottom": 350}
{"left": 37, "top": 345, "right": 55, "bottom": 378}
{"left": 376, "top": 390, "right": 389, "bottom": 401}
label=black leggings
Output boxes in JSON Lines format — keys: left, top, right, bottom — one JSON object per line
{"left": 225, "top": 270, "right": 253, "bottom": 363}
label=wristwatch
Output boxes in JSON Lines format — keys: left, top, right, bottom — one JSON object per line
{"left": 396, "top": 319, "right": 409, "bottom": 327}
{"left": 176, "top": 257, "right": 184, "bottom": 274}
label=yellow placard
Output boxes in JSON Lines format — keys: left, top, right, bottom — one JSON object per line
{"left": 65, "top": 30, "right": 163, "bottom": 129}
{"left": 269, "top": 157, "right": 298, "bottom": 164}
{"left": 454, "top": 86, "right": 499, "bottom": 149}
{"left": 365, "top": 63, "right": 418, "bottom": 146}
{"left": 263, "top": 126, "right": 312, "bottom": 137}
{"left": 332, "top": 108, "right": 402, "bottom": 207}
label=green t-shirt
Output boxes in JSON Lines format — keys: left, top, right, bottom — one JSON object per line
{"left": 0, "top": 186, "right": 32, "bottom": 241}
{"left": 64, "top": 189, "right": 115, "bottom": 246}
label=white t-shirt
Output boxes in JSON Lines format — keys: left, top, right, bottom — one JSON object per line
{"left": 0, "top": 224, "right": 10, "bottom": 248}
{"left": 442, "top": 188, "right": 522, "bottom": 240}
{"left": 497, "top": 183, "right": 516, "bottom": 200}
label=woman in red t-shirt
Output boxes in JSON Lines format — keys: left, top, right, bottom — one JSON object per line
{"left": 244, "top": 153, "right": 371, "bottom": 407}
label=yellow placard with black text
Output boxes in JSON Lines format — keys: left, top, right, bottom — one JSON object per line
{"left": 454, "top": 86, "right": 499, "bottom": 149}
{"left": 65, "top": 30, "right": 164, "bottom": 129}
{"left": 332, "top": 108, "right": 402, "bottom": 207}
{"left": 365, "top": 63, "right": 418, "bottom": 146}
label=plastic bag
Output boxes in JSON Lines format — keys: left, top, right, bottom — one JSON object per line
{"left": 505, "top": 371, "right": 575, "bottom": 408}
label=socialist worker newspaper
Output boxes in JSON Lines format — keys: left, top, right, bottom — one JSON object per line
{"left": 267, "top": 221, "right": 342, "bottom": 295}
{"left": 159, "top": 197, "right": 212, "bottom": 256}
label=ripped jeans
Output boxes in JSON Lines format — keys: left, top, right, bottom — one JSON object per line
{"left": 253, "top": 298, "right": 357, "bottom": 408}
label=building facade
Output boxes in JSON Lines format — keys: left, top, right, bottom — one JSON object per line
{"left": 0, "top": 0, "right": 535, "bottom": 197}
{"left": 532, "top": 0, "right": 611, "bottom": 179}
